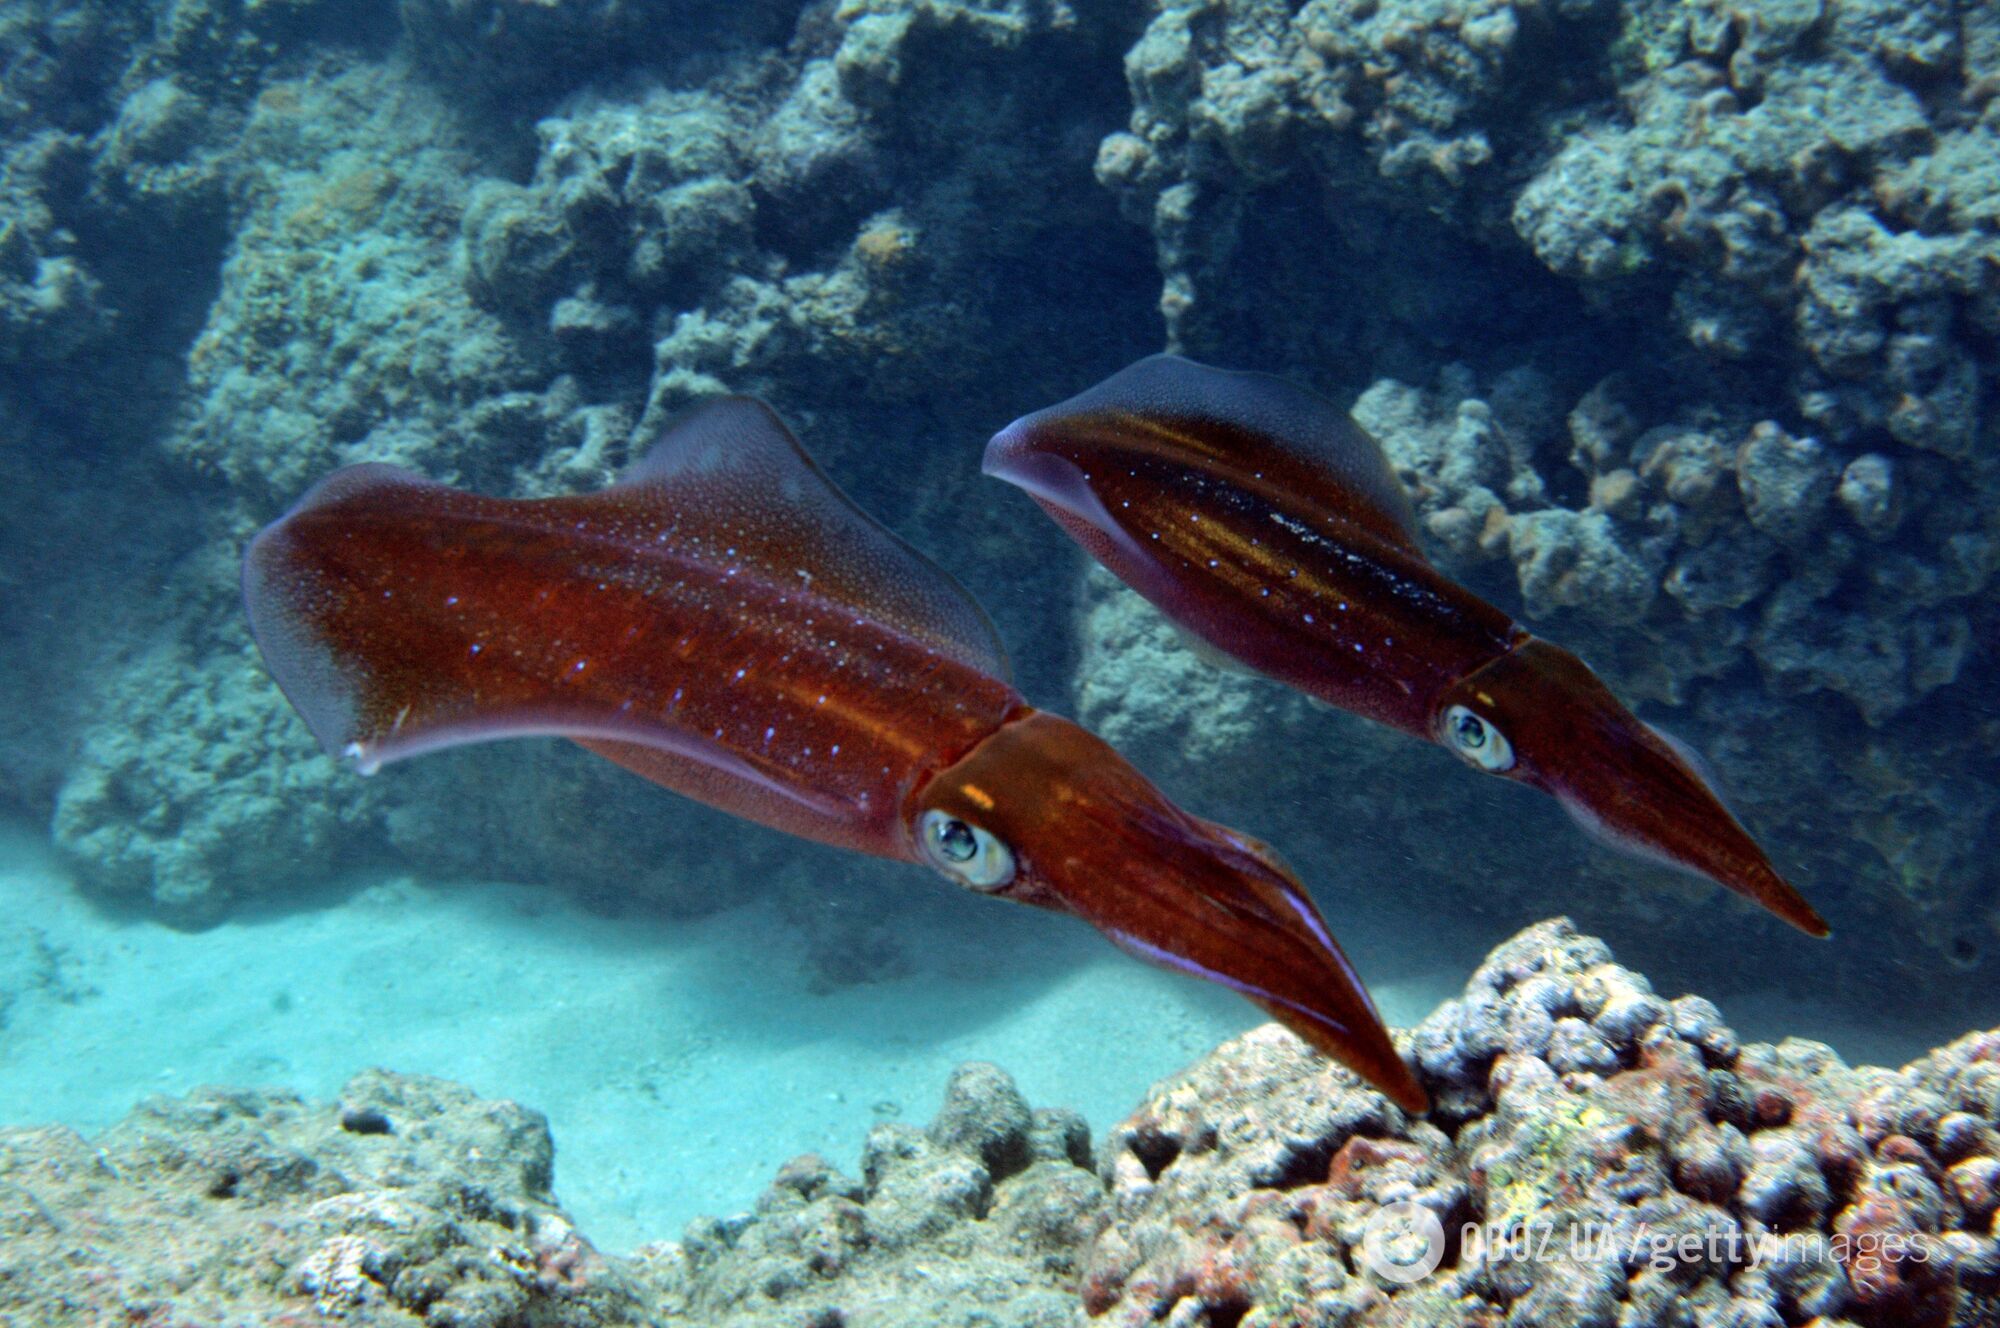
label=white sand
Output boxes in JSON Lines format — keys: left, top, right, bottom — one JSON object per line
{"left": 0, "top": 821, "right": 1447, "bottom": 1251}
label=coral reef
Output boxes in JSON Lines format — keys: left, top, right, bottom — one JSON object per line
{"left": 5, "top": 921, "right": 1999, "bottom": 1325}
{"left": 454, "top": 0, "right": 1152, "bottom": 461}
{"left": 168, "top": 55, "right": 549, "bottom": 508}
{"left": 1084, "top": 918, "right": 2000, "bottom": 1327}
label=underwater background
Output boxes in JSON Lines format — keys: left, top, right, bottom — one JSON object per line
{"left": 0, "top": 0, "right": 1996, "bottom": 1323}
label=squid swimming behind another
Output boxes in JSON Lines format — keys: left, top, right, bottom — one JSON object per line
{"left": 986, "top": 355, "right": 1828, "bottom": 938}
{"left": 243, "top": 395, "right": 1428, "bottom": 1112}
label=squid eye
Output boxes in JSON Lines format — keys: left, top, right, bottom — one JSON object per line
{"left": 1442, "top": 704, "right": 1514, "bottom": 772}
{"left": 919, "top": 809, "right": 1015, "bottom": 891}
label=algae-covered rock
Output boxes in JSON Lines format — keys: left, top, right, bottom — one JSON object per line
{"left": 0, "top": 1069, "right": 658, "bottom": 1327}
{"left": 0, "top": 1059, "right": 1105, "bottom": 1327}
{"left": 595, "top": 1059, "right": 1109, "bottom": 1328}
{"left": 1074, "top": 564, "right": 1312, "bottom": 764}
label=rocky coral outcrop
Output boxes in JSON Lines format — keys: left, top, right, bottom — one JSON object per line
{"left": 0, "top": 1068, "right": 656, "bottom": 1327}
{"left": 1074, "top": 565, "right": 1316, "bottom": 763}
{"left": 642, "top": 1060, "right": 1106, "bottom": 1327}
{"left": 0, "top": 0, "right": 397, "bottom": 378}
{"left": 455, "top": 0, "right": 1146, "bottom": 436}
{"left": 1084, "top": 918, "right": 2000, "bottom": 1328}
{"left": 167, "top": 55, "right": 557, "bottom": 506}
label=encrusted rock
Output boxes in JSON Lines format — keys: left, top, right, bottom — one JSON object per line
{"left": 0, "top": 1069, "right": 651, "bottom": 1326}
{"left": 646, "top": 1061, "right": 1107, "bottom": 1328}
{"left": 1082, "top": 918, "right": 2000, "bottom": 1328}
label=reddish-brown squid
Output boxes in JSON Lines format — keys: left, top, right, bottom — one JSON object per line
{"left": 986, "top": 355, "right": 1828, "bottom": 938}
{"left": 244, "top": 395, "right": 1429, "bottom": 1111}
